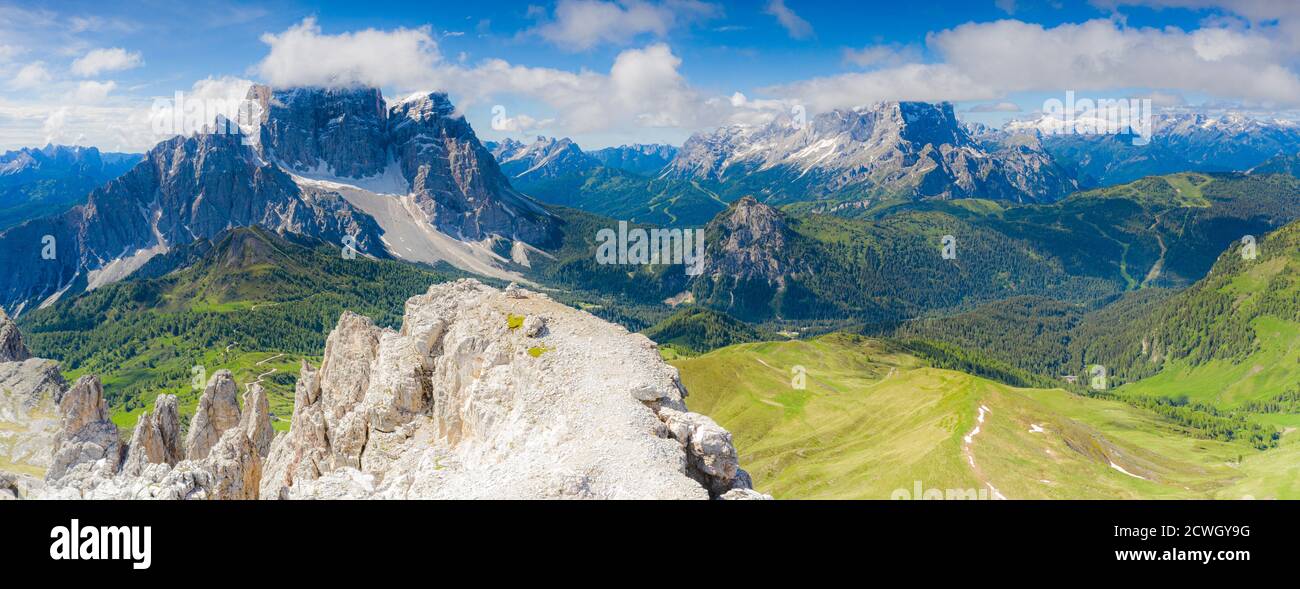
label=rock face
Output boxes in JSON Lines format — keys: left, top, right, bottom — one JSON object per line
{"left": 702, "top": 196, "right": 794, "bottom": 285}
{"left": 46, "top": 376, "right": 122, "bottom": 485}
{"left": 488, "top": 136, "right": 600, "bottom": 181}
{"left": 25, "top": 375, "right": 262, "bottom": 500}
{"left": 0, "top": 309, "right": 64, "bottom": 475}
{"left": 0, "top": 308, "right": 29, "bottom": 362}
{"left": 185, "top": 370, "right": 242, "bottom": 461}
{"left": 251, "top": 86, "right": 558, "bottom": 247}
{"left": 590, "top": 143, "right": 679, "bottom": 175}
{"left": 0, "top": 129, "right": 384, "bottom": 315}
{"left": 239, "top": 383, "right": 274, "bottom": 459}
{"left": 0, "top": 85, "right": 554, "bottom": 315}
{"left": 122, "top": 394, "right": 182, "bottom": 475}
{"left": 261, "top": 279, "right": 763, "bottom": 499}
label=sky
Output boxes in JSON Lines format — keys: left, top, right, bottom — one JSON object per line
{"left": 2, "top": 0, "right": 1300, "bottom": 152}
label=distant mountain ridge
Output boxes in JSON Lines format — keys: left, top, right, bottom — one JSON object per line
{"left": 663, "top": 101, "right": 1078, "bottom": 205}
{"left": 0, "top": 145, "right": 141, "bottom": 231}
{"left": 1002, "top": 112, "right": 1300, "bottom": 186}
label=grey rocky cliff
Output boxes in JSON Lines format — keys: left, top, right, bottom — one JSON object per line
{"left": 0, "top": 308, "right": 29, "bottom": 362}
{"left": 239, "top": 383, "right": 274, "bottom": 459}
{"left": 24, "top": 375, "right": 262, "bottom": 500}
{"left": 0, "top": 309, "right": 64, "bottom": 475}
{"left": 185, "top": 370, "right": 242, "bottom": 461}
{"left": 122, "top": 394, "right": 182, "bottom": 475}
{"left": 0, "top": 128, "right": 385, "bottom": 315}
{"left": 251, "top": 86, "right": 558, "bottom": 247}
{"left": 261, "top": 279, "right": 765, "bottom": 499}
{"left": 46, "top": 376, "right": 122, "bottom": 485}
{"left": 701, "top": 196, "right": 795, "bottom": 285}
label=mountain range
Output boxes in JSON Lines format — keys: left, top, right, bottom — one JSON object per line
{"left": 484, "top": 106, "right": 1300, "bottom": 227}
{"left": 0, "top": 145, "right": 141, "bottom": 231}
{"left": 0, "top": 86, "right": 560, "bottom": 315}
{"left": 2, "top": 82, "right": 1300, "bottom": 500}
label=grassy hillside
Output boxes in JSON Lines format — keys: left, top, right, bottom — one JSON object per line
{"left": 642, "top": 306, "right": 774, "bottom": 356}
{"left": 672, "top": 334, "right": 1296, "bottom": 499}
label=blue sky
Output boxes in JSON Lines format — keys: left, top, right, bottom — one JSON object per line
{"left": 1, "top": 0, "right": 1297, "bottom": 152}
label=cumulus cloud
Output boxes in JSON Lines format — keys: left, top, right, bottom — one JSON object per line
{"left": 765, "top": 0, "right": 813, "bottom": 40}
{"left": 9, "top": 62, "right": 52, "bottom": 89}
{"left": 529, "top": 0, "right": 719, "bottom": 51}
{"left": 70, "top": 48, "right": 144, "bottom": 77}
{"left": 248, "top": 19, "right": 770, "bottom": 137}
{"left": 489, "top": 107, "right": 554, "bottom": 133}
{"left": 72, "top": 80, "right": 115, "bottom": 103}
{"left": 768, "top": 18, "right": 1300, "bottom": 111}
{"left": 435, "top": 43, "right": 722, "bottom": 133}
{"left": 254, "top": 18, "right": 440, "bottom": 88}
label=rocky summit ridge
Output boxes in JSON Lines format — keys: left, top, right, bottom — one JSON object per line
{"left": 0, "top": 280, "right": 766, "bottom": 500}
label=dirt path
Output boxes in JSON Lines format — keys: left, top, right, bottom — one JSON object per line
{"left": 244, "top": 353, "right": 284, "bottom": 394}
{"left": 961, "top": 404, "right": 1007, "bottom": 500}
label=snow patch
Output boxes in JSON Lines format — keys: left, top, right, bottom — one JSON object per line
{"left": 285, "top": 159, "right": 411, "bottom": 196}
{"left": 1109, "top": 460, "right": 1148, "bottom": 481}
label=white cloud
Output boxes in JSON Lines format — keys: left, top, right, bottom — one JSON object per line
{"left": 249, "top": 19, "right": 763, "bottom": 137}
{"left": 9, "top": 62, "right": 52, "bottom": 89}
{"left": 842, "top": 44, "right": 922, "bottom": 68}
{"left": 490, "top": 108, "right": 554, "bottom": 133}
{"left": 765, "top": 0, "right": 813, "bottom": 40}
{"left": 768, "top": 18, "right": 1300, "bottom": 111}
{"left": 529, "top": 0, "right": 719, "bottom": 51}
{"left": 0, "top": 45, "right": 23, "bottom": 63}
{"left": 72, "top": 80, "right": 115, "bottom": 103}
{"left": 70, "top": 48, "right": 144, "bottom": 77}
{"left": 965, "top": 101, "right": 1021, "bottom": 112}
{"left": 255, "top": 18, "right": 440, "bottom": 88}
{"left": 435, "top": 43, "right": 722, "bottom": 133}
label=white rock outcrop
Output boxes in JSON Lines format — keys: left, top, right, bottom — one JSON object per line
{"left": 0, "top": 309, "right": 64, "bottom": 475}
{"left": 240, "top": 383, "right": 274, "bottom": 459}
{"left": 5, "top": 279, "right": 765, "bottom": 500}
{"left": 186, "top": 370, "right": 241, "bottom": 460}
{"left": 262, "top": 279, "right": 762, "bottom": 499}
{"left": 122, "top": 394, "right": 182, "bottom": 475}
{"left": 46, "top": 376, "right": 123, "bottom": 486}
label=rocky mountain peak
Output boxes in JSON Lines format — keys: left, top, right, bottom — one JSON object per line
{"left": 392, "top": 91, "right": 457, "bottom": 122}
{"left": 490, "top": 135, "right": 599, "bottom": 180}
{"left": 703, "top": 196, "right": 792, "bottom": 284}
{"left": 252, "top": 84, "right": 389, "bottom": 178}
